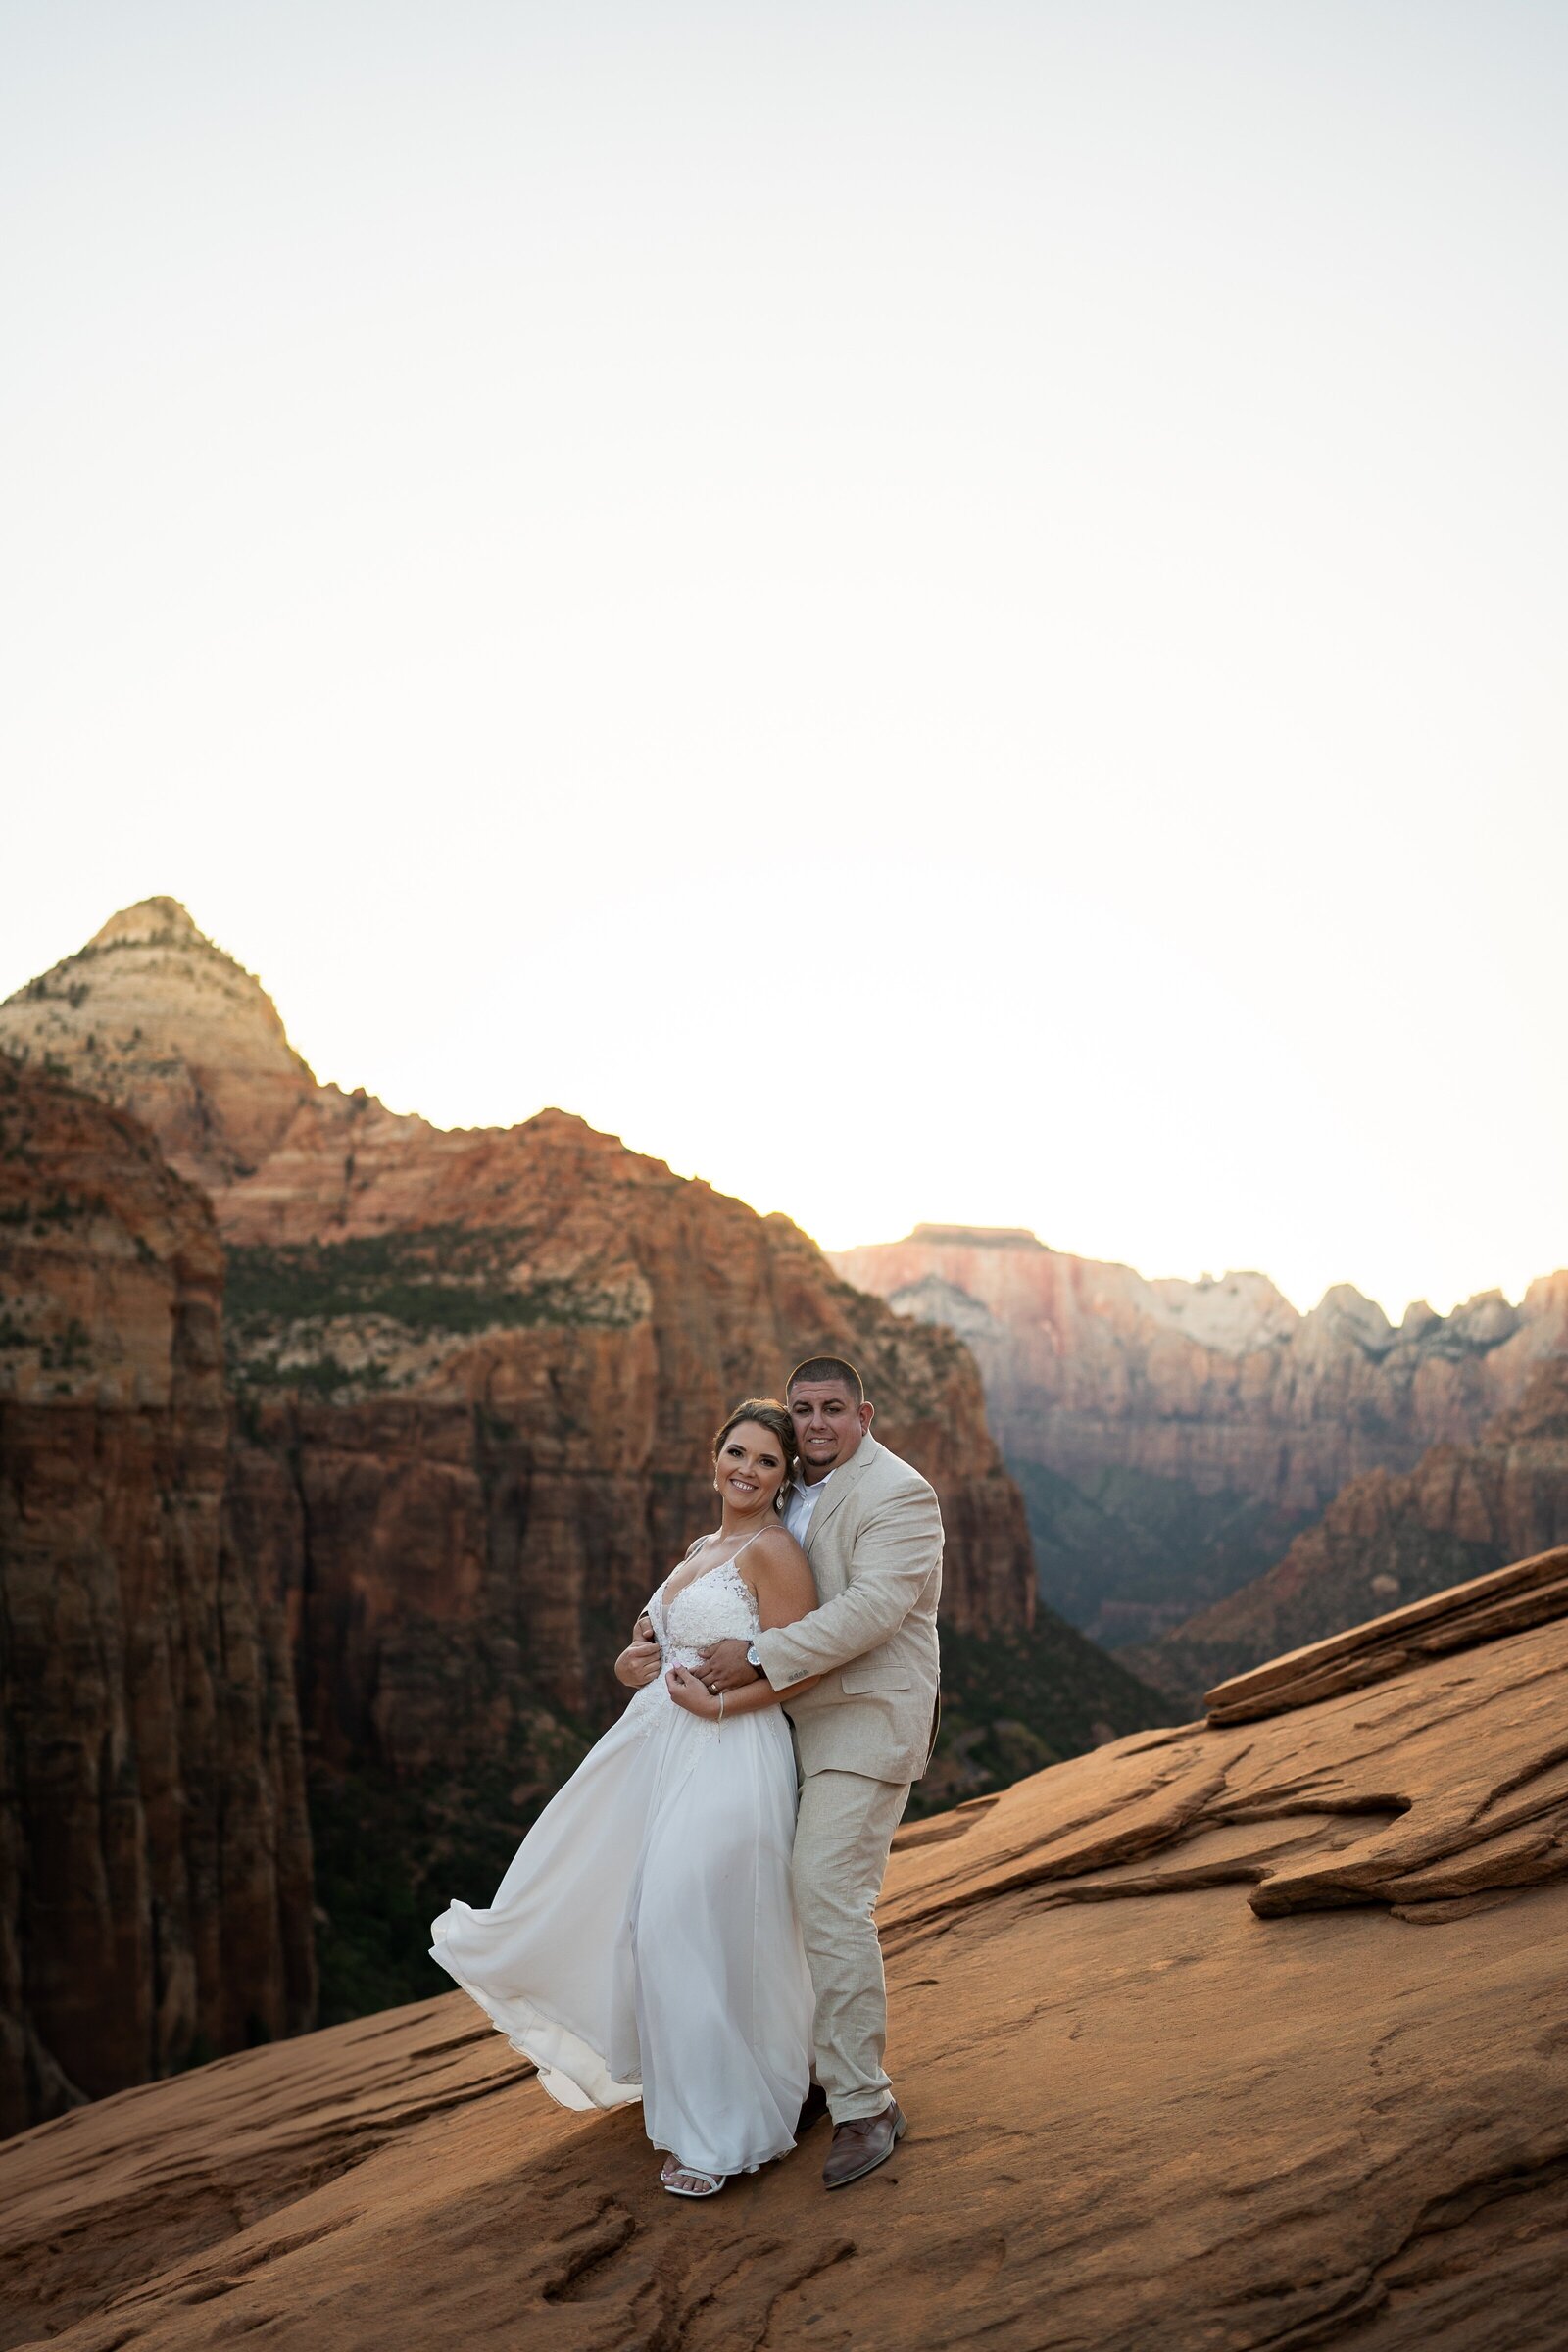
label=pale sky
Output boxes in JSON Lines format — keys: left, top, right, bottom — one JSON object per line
{"left": 3, "top": 2, "right": 1564, "bottom": 1319}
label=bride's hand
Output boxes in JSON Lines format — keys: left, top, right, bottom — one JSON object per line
{"left": 665, "top": 1665, "right": 721, "bottom": 1718}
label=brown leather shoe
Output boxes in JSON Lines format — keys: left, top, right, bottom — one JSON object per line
{"left": 797, "top": 2082, "right": 830, "bottom": 2136}
{"left": 822, "top": 2099, "right": 906, "bottom": 2189}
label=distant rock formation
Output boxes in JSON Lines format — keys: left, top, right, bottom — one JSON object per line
{"left": 834, "top": 1224, "right": 1568, "bottom": 1643}
{"left": 0, "top": 1060, "right": 314, "bottom": 2138}
{"left": 834, "top": 1224, "right": 1568, "bottom": 1512}
{"left": 1127, "top": 1360, "right": 1568, "bottom": 1709}
{"left": 3, "top": 906, "right": 1165, "bottom": 2025}
{"left": 8, "top": 1551, "right": 1568, "bottom": 2348}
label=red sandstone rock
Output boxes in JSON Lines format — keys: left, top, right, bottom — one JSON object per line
{"left": 0, "top": 1061, "right": 314, "bottom": 2139}
{"left": 213, "top": 1134, "right": 1044, "bottom": 1799}
{"left": 5, "top": 1561, "right": 1568, "bottom": 2348}
{"left": 0, "top": 909, "right": 1043, "bottom": 1789}
{"left": 0, "top": 910, "right": 1036, "bottom": 1627}
{"left": 1201, "top": 1542, "right": 1568, "bottom": 1725}
{"left": 4, "top": 907, "right": 1120, "bottom": 2044}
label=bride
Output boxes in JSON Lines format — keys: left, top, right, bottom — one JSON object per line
{"left": 429, "top": 1397, "right": 821, "bottom": 2198}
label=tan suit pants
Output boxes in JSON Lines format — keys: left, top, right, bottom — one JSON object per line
{"left": 791, "top": 1769, "right": 911, "bottom": 2124}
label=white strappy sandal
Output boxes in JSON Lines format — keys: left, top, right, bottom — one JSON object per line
{"left": 661, "top": 2156, "right": 727, "bottom": 2198}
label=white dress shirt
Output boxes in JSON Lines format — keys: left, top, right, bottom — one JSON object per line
{"left": 783, "top": 1466, "right": 834, "bottom": 1546}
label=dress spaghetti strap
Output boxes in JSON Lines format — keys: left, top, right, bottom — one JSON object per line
{"left": 729, "top": 1523, "right": 774, "bottom": 1569}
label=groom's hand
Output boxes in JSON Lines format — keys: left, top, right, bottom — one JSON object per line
{"left": 695, "top": 1639, "right": 762, "bottom": 1693}
{"left": 614, "top": 1635, "right": 662, "bottom": 1690}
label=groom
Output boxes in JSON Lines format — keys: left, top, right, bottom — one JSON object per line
{"left": 696, "top": 1354, "right": 943, "bottom": 2189}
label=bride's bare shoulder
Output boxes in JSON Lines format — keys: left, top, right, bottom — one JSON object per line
{"left": 747, "top": 1523, "right": 814, "bottom": 1588}
{"left": 751, "top": 1518, "right": 807, "bottom": 1557}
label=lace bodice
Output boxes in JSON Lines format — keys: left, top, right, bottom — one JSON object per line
{"left": 657, "top": 1552, "right": 763, "bottom": 1668}
{"left": 618, "top": 1534, "right": 769, "bottom": 1740}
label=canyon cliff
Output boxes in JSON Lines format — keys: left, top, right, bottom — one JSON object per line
{"left": 0, "top": 909, "right": 1037, "bottom": 1635}
{"left": 5, "top": 1549, "right": 1567, "bottom": 2349}
{"left": 0, "top": 1059, "right": 314, "bottom": 2139}
{"left": 2, "top": 905, "right": 1160, "bottom": 2022}
{"left": 834, "top": 1224, "right": 1568, "bottom": 1644}
{"left": 1128, "top": 1358, "right": 1568, "bottom": 1710}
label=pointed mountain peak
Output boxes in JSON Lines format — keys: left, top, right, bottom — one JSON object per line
{"left": 87, "top": 897, "right": 213, "bottom": 953}
{"left": 0, "top": 900, "right": 315, "bottom": 1190}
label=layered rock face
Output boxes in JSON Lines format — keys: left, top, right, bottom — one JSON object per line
{"left": 834, "top": 1224, "right": 1568, "bottom": 1643}
{"left": 0, "top": 906, "right": 1037, "bottom": 1663}
{"left": 1129, "top": 1360, "right": 1568, "bottom": 1709}
{"left": 834, "top": 1224, "right": 1568, "bottom": 1512}
{"left": 0, "top": 1060, "right": 314, "bottom": 2139}
{"left": 218, "top": 1130, "right": 1041, "bottom": 1780}
{"left": 7, "top": 1556, "right": 1568, "bottom": 2350}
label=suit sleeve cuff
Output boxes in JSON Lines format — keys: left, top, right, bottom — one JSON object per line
{"left": 754, "top": 1628, "right": 799, "bottom": 1686}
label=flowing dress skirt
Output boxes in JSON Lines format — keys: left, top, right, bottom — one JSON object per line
{"left": 430, "top": 1673, "right": 814, "bottom": 2179}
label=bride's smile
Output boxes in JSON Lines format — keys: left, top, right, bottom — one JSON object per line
{"left": 715, "top": 1429, "right": 787, "bottom": 1518}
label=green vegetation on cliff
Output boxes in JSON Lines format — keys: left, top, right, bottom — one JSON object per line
{"left": 223, "top": 1226, "right": 642, "bottom": 1395}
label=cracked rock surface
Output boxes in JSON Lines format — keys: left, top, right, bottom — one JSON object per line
{"left": 4, "top": 1557, "right": 1568, "bottom": 2349}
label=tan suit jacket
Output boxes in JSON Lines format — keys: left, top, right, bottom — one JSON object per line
{"left": 754, "top": 1434, "right": 942, "bottom": 1785}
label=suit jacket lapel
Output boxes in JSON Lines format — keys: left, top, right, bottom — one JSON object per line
{"left": 804, "top": 1434, "right": 879, "bottom": 1558}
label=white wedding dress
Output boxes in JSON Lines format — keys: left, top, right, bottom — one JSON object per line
{"left": 429, "top": 1535, "right": 815, "bottom": 2178}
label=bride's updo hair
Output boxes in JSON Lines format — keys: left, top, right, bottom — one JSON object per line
{"left": 711, "top": 1396, "right": 798, "bottom": 1513}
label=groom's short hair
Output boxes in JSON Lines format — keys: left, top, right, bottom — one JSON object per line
{"left": 787, "top": 1354, "right": 864, "bottom": 1404}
